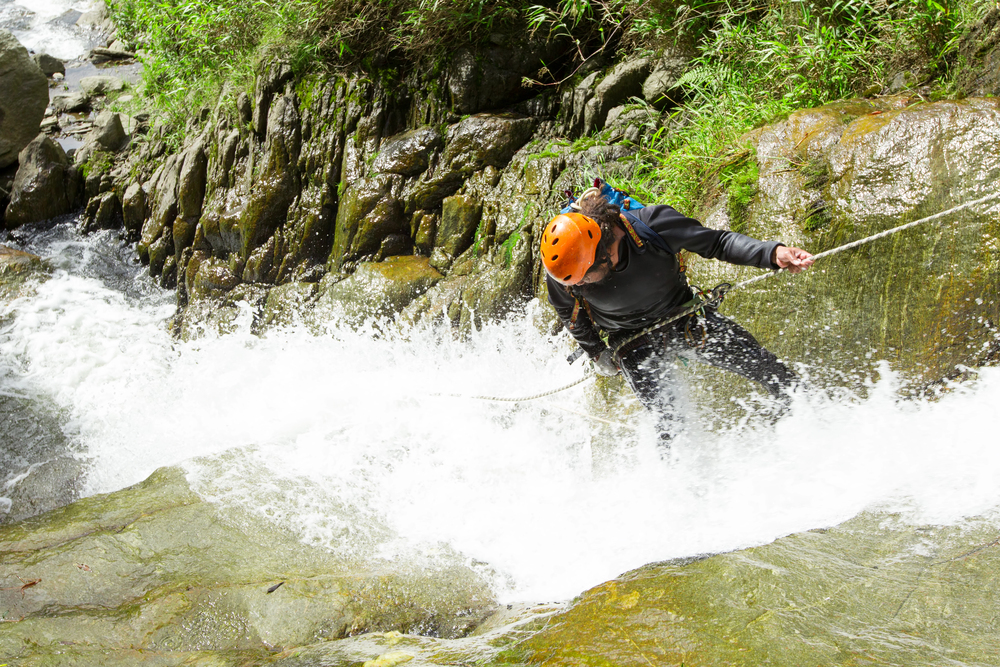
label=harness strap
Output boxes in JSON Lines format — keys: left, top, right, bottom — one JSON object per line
{"left": 611, "top": 283, "right": 732, "bottom": 360}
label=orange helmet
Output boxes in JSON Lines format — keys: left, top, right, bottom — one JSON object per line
{"left": 540, "top": 213, "right": 602, "bottom": 285}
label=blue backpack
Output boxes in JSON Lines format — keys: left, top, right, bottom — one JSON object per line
{"left": 560, "top": 178, "right": 672, "bottom": 256}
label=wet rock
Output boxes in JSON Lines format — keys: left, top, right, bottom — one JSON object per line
{"left": 413, "top": 114, "right": 536, "bottom": 210}
{"left": 190, "top": 257, "right": 240, "bottom": 300}
{"left": 957, "top": 7, "right": 1000, "bottom": 97}
{"left": 691, "top": 97, "right": 1000, "bottom": 390}
{"left": 378, "top": 233, "right": 413, "bottom": 260}
{"left": 0, "top": 31, "right": 49, "bottom": 169}
{"left": 121, "top": 180, "right": 147, "bottom": 241}
{"left": 52, "top": 91, "right": 90, "bottom": 114}
{"left": 31, "top": 52, "right": 65, "bottom": 77}
{"left": 81, "top": 190, "right": 123, "bottom": 233}
{"left": 435, "top": 194, "right": 482, "bottom": 258}
{"left": 139, "top": 154, "right": 182, "bottom": 266}
{"left": 517, "top": 513, "right": 1000, "bottom": 666}
{"left": 643, "top": 54, "right": 693, "bottom": 107}
{"left": 238, "top": 93, "right": 301, "bottom": 259}
{"left": 584, "top": 58, "right": 652, "bottom": 135}
{"left": 331, "top": 174, "right": 407, "bottom": 266}
{"left": 79, "top": 74, "right": 125, "bottom": 97}
{"left": 316, "top": 256, "right": 444, "bottom": 324}
{"left": 373, "top": 127, "right": 443, "bottom": 177}
{"left": 0, "top": 245, "right": 44, "bottom": 286}
{"left": 0, "top": 467, "right": 497, "bottom": 662}
{"left": 4, "top": 135, "right": 82, "bottom": 228}
{"left": 263, "top": 281, "right": 318, "bottom": 326}
{"left": 174, "top": 137, "right": 208, "bottom": 258}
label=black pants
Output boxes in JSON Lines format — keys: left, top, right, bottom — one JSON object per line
{"left": 613, "top": 310, "right": 797, "bottom": 441}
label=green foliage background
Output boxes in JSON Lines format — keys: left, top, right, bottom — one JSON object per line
{"left": 109, "top": 0, "right": 994, "bottom": 213}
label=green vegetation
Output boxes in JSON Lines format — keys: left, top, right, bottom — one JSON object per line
{"left": 80, "top": 151, "right": 113, "bottom": 180}
{"left": 609, "top": 0, "right": 992, "bottom": 216}
{"left": 110, "top": 0, "right": 991, "bottom": 217}
{"left": 719, "top": 148, "right": 759, "bottom": 234}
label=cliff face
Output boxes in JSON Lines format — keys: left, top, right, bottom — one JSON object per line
{"left": 76, "top": 26, "right": 1000, "bottom": 396}
{"left": 91, "top": 47, "right": 678, "bottom": 337}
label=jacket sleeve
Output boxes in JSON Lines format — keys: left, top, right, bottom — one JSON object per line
{"left": 638, "top": 205, "right": 783, "bottom": 270}
{"left": 546, "top": 275, "right": 607, "bottom": 358}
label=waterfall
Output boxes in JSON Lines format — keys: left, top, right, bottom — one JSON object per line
{"left": 3, "top": 220, "right": 1000, "bottom": 603}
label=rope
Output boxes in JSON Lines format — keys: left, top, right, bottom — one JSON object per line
{"left": 733, "top": 190, "right": 1000, "bottom": 292}
{"left": 434, "top": 191, "right": 1000, "bottom": 405}
{"left": 612, "top": 190, "right": 1000, "bottom": 355}
{"left": 431, "top": 372, "right": 594, "bottom": 403}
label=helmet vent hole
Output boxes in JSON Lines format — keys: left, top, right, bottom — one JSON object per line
{"left": 552, "top": 237, "right": 559, "bottom": 245}
{"left": 563, "top": 274, "right": 572, "bottom": 281}
{"left": 551, "top": 254, "right": 559, "bottom": 260}
{"left": 550, "top": 224, "right": 557, "bottom": 233}
{"left": 588, "top": 230, "right": 593, "bottom": 238}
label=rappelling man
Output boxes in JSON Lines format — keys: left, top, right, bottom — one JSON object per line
{"left": 541, "top": 187, "right": 814, "bottom": 441}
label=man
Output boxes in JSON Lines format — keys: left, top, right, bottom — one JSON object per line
{"left": 542, "top": 192, "right": 814, "bottom": 440}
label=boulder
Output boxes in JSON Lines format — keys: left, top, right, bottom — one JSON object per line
{"left": 373, "top": 126, "right": 443, "bottom": 177}
{"left": 687, "top": 97, "right": 1000, "bottom": 391}
{"left": 316, "top": 255, "right": 444, "bottom": 325}
{"left": 330, "top": 174, "right": 407, "bottom": 266}
{"left": 411, "top": 114, "right": 536, "bottom": 210}
{"left": 643, "top": 54, "right": 693, "bottom": 107}
{"left": 31, "top": 52, "right": 65, "bottom": 77}
{"left": 0, "top": 31, "right": 49, "bottom": 169}
{"left": 87, "top": 111, "right": 129, "bottom": 152}
{"left": 516, "top": 512, "right": 1000, "bottom": 666}
{"left": 4, "top": 135, "right": 82, "bottom": 228}
{"left": 79, "top": 74, "right": 125, "bottom": 97}
{"left": 263, "top": 281, "right": 319, "bottom": 327}
{"left": 583, "top": 58, "right": 652, "bottom": 135}
{"left": 435, "top": 194, "right": 482, "bottom": 258}
{"left": 0, "top": 467, "right": 497, "bottom": 662}
{"left": 52, "top": 91, "right": 90, "bottom": 114}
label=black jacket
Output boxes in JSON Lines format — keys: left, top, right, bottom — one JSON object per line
{"left": 546, "top": 205, "right": 782, "bottom": 357}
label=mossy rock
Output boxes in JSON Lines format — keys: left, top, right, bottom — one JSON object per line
{"left": 514, "top": 512, "right": 1000, "bottom": 666}
{"left": 0, "top": 467, "right": 497, "bottom": 662}
{"left": 691, "top": 97, "right": 1000, "bottom": 392}
{"left": 315, "top": 255, "right": 444, "bottom": 326}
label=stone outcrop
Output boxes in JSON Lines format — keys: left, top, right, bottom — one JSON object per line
{"left": 4, "top": 135, "right": 82, "bottom": 228}
{"left": 0, "top": 467, "right": 498, "bottom": 662}
{"left": 682, "top": 96, "right": 1000, "bottom": 395}
{"left": 0, "top": 30, "right": 49, "bottom": 169}
{"left": 31, "top": 52, "right": 64, "bottom": 77}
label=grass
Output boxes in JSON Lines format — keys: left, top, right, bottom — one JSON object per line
{"left": 109, "top": 0, "right": 994, "bottom": 216}
{"left": 608, "top": 0, "right": 992, "bottom": 216}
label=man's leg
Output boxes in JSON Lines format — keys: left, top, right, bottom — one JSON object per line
{"left": 688, "top": 310, "right": 798, "bottom": 399}
{"left": 617, "top": 339, "right": 684, "bottom": 443}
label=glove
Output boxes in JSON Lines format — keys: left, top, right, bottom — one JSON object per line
{"left": 592, "top": 348, "right": 620, "bottom": 377}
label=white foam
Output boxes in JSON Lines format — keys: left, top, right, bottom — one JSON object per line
{"left": 6, "top": 0, "right": 99, "bottom": 60}
{"left": 3, "top": 243, "right": 1000, "bottom": 602}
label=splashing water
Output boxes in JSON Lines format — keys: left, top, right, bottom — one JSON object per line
{"left": 2, "top": 223, "right": 1000, "bottom": 602}
{"left": 1, "top": 0, "right": 101, "bottom": 60}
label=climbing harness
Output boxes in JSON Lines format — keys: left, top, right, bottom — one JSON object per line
{"left": 444, "top": 190, "right": 1000, "bottom": 405}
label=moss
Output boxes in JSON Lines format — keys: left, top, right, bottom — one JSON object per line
{"left": 799, "top": 155, "right": 831, "bottom": 189}
{"left": 802, "top": 198, "right": 831, "bottom": 231}
{"left": 719, "top": 148, "right": 759, "bottom": 235}
{"left": 80, "top": 151, "right": 113, "bottom": 180}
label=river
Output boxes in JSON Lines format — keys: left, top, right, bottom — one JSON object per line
{"left": 3, "top": 218, "right": 1000, "bottom": 606}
